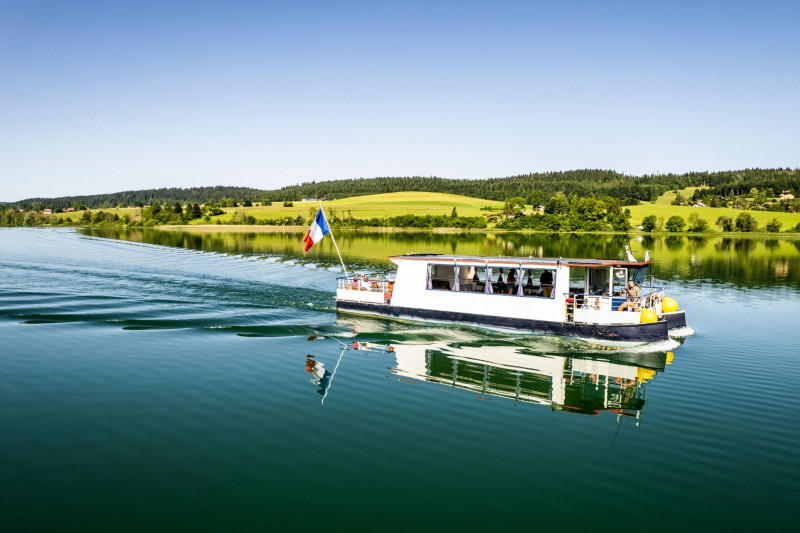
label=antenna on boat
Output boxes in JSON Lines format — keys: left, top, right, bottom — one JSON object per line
{"left": 624, "top": 245, "right": 637, "bottom": 262}
{"left": 319, "top": 201, "right": 350, "bottom": 282}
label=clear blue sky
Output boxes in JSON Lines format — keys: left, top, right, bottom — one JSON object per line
{"left": 1, "top": 0, "right": 798, "bottom": 201}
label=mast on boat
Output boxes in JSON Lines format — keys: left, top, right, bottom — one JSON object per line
{"left": 319, "top": 201, "right": 350, "bottom": 282}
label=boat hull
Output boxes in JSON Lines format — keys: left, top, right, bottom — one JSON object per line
{"left": 663, "top": 310, "right": 686, "bottom": 330}
{"left": 336, "top": 300, "right": 670, "bottom": 344}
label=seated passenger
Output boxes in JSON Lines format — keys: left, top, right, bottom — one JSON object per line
{"left": 360, "top": 275, "right": 372, "bottom": 291}
{"left": 582, "top": 298, "right": 598, "bottom": 310}
{"left": 622, "top": 280, "right": 640, "bottom": 298}
{"left": 496, "top": 273, "right": 507, "bottom": 294}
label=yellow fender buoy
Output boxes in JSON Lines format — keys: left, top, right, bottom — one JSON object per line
{"left": 662, "top": 296, "right": 679, "bottom": 313}
{"left": 640, "top": 308, "right": 658, "bottom": 323}
{"left": 637, "top": 367, "right": 656, "bottom": 382}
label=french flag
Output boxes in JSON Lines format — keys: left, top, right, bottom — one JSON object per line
{"left": 302, "top": 208, "right": 330, "bottom": 252}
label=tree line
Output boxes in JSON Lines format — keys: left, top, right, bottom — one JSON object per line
{"left": 5, "top": 168, "right": 798, "bottom": 210}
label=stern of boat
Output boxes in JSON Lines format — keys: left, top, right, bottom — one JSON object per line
{"left": 336, "top": 276, "right": 394, "bottom": 306}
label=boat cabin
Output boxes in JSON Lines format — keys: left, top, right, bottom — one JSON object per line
{"left": 376, "top": 254, "right": 656, "bottom": 326}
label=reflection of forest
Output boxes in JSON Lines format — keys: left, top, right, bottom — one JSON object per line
{"left": 82, "top": 228, "right": 800, "bottom": 288}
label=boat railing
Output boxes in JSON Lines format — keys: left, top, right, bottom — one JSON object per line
{"left": 337, "top": 275, "right": 395, "bottom": 294}
{"left": 565, "top": 287, "right": 665, "bottom": 315}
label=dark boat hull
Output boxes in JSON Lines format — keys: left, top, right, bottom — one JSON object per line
{"left": 336, "top": 300, "right": 670, "bottom": 344}
{"left": 663, "top": 310, "right": 686, "bottom": 330}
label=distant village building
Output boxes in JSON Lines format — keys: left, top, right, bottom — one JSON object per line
{"left": 302, "top": 197, "right": 327, "bottom": 202}
{"left": 41, "top": 209, "right": 53, "bottom": 215}
{"left": 779, "top": 190, "right": 795, "bottom": 200}
{"left": 536, "top": 205, "right": 545, "bottom": 213}
{"left": 63, "top": 207, "right": 75, "bottom": 212}
{"left": 692, "top": 201, "right": 707, "bottom": 207}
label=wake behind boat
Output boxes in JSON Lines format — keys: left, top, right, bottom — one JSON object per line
{"left": 335, "top": 252, "right": 686, "bottom": 346}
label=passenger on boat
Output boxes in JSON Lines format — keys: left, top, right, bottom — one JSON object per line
{"left": 540, "top": 270, "right": 553, "bottom": 297}
{"left": 623, "top": 280, "right": 640, "bottom": 297}
{"left": 506, "top": 270, "right": 516, "bottom": 294}
{"left": 582, "top": 298, "right": 600, "bottom": 310}
{"left": 618, "top": 281, "right": 641, "bottom": 311}
{"left": 496, "top": 272, "right": 507, "bottom": 294}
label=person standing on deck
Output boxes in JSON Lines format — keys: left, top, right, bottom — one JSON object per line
{"left": 540, "top": 270, "right": 554, "bottom": 297}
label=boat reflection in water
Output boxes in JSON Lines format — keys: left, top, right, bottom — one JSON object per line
{"left": 307, "top": 341, "right": 673, "bottom": 420}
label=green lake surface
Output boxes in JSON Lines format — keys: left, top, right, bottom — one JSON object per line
{"left": 1, "top": 227, "right": 798, "bottom": 531}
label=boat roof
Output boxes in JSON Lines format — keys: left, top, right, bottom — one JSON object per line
{"left": 388, "top": 254, "right": 652, "bottom": 268}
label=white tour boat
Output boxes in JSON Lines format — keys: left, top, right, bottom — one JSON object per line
{"left": 335, "top": 252, "right": 686, "bottom": 345}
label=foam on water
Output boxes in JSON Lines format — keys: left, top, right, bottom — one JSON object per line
{"left": 669, "top": 326, "right": 696, "bottom": 338}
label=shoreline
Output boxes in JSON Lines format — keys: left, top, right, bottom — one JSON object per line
{"left": 141, "top": 224, "right": 800, "bottom": 237}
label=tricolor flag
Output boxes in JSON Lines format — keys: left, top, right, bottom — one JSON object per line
{"left": 302, "top": 208, "right": 330, "bottom": 252}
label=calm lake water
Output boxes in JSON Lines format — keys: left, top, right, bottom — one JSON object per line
{"left": 2, "top": 227, "right": 798, "bottom": 531}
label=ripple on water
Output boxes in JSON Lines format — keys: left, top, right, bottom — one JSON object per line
{"left": 1, "top": 228, "right": 799, "bottom": 530}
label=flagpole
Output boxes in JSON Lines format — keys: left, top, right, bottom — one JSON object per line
{"left": 319, "top": 201, "right": 350, "bottom": 282}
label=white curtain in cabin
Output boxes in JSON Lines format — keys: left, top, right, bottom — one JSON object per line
{"left": 485, "top": 267, "right": 492, "bottom": 293}
{"left": 517, "top": 267, "right": 524, "bottom": 296}
{"left": 453, "top": 264, "right": 460, "bottom": 292}
{"left": 427, "top": 264, "right": 432, "bottom": 290}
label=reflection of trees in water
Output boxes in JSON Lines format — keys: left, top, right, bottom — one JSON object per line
{"left": 686, "top": 236, "right": 710, "bottom": 253}
{"left": 734, "top": 239, "right": 756, "bottom": 255}
{"left": 664, "top": 236, "right": 685, "bottom": 251}
{"left": 496, "top": 232, "right": 630, "bottom": 260}
{"left": 81, "top": 228, "right": 800, "bottom": 289}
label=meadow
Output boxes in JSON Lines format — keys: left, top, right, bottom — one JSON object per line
{"left": 45, "top": 189, "right": 800, "bottom": 234}
{"left": 202, "top": 192, "right": 502, "bottom": 223}
{"left": 627, "top": 186, "right": 800, "bottom": 231}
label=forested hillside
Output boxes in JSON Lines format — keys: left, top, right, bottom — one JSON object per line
{"left": 5, "top": 168, "right": 798, "bottom": 210}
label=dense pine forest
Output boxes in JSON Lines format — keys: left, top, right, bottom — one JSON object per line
{"left": 3, "top": 168, "right": 798, "bottom": 210}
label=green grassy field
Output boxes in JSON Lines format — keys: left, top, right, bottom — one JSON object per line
{"left": 653, "top": 186, "right": 708, "bottom": 205}
{"left": 44, "top": 189, "right": 800, "bottom": 233}
{"left": 626, "top": 204, "right": 800, "bottom": 231}
{"left": 197, "top": 192, "right": 503, "bottom": 224}
{"left": 49, "top": 207, "right": 140, "bottom": 221}
{"left": 628, "top": 185, "right": 800, "bottom": 231}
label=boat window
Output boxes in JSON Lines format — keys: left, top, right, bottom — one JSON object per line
{"left": 425, "top": 263, "right": 557, "bottom": 298}
{"left": 569, "top": 267, "right": 586, "bottom": 296}
{"left": 470, "top": 267, "right": 490, "bottom": 293}
{"left": 455, "top": 265, "right": 480, "bottom": 292}
{"left": 611, "top": 268, "right": 628, "bottom": 296}
{"left": 588, "top": 268, "right": 610, "bottom": 295}
{"left": 518, "top": 268, "right": 557, "bottom": 298}
{"left": 427, "top": 264, "right": 455, "bottom": 291}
